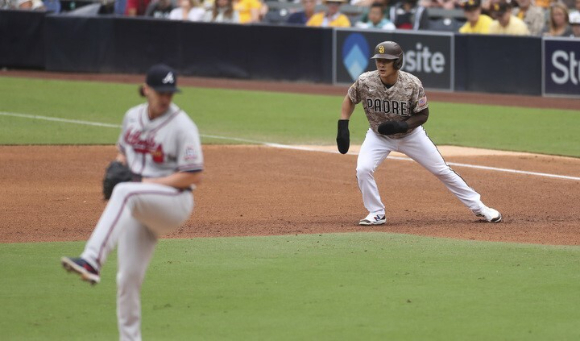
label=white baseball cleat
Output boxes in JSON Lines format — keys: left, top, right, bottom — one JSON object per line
{"left": 359, "top": 213, "right": 387, "bottom": 226}
{"left": 475, "top": 206, "right": 502, "bottom": 223}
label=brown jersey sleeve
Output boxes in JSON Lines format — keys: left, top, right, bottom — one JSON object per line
{"left": 347, "top": 79, "right": 362, "bottom": 104}
{"left": 411, "top": 79, "right": 428, "bottom": 113}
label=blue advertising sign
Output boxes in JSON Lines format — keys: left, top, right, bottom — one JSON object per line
{"left": 334, "top": 29, "right": 453, "bottom": 90}
{"left": 543, "top": 38, "right": 580, "bottom": 97}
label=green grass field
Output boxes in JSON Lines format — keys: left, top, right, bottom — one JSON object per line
{"left": 1, "top": 77, "right": 579, "bottom": 156}
{"left": 1, "top": 234, "right": 579, "bottom": 340}
{"left": 1, "top": 76, "right": 579, "bottom": 340}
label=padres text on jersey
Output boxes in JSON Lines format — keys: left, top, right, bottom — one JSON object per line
{"left": 348, "top": 70, "right": 429, "bottom": 139}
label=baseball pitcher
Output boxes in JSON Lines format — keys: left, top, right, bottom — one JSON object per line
{"left": 337, "top": 41, "right": 502, "bottom": 225}
{"left": 61, "top": 64, "right": 204, "bottom": 341}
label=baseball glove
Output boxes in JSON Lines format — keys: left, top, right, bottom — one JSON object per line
{"left": 102, "top": 161, "right": 141, "bottom": 200}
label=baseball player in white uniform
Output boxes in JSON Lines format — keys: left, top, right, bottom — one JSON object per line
{"left": 336, "top": 41, "right": 502, "bottom": 225}
{"left": 61, "top": 64, "right": 204, "bottom": 341}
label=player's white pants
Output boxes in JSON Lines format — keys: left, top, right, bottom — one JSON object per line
{"left": 81, "top": 182, "right": 194, "bottom": 341}
{"left": 356, "top": 127, "right": 484, "bottom": 215}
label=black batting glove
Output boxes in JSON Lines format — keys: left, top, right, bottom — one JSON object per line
{"left": 336, "top": 119, "right": 350, "bottom": 154}
{"left": 378, "top": 121, "right": 409, "bottom": 135}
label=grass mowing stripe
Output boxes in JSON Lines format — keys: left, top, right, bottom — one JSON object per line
{"left": 1, "top": 233, "right": 578, "bottom": 340}
{"left": 0, "top": 76, "right": 579, "bottom": 156}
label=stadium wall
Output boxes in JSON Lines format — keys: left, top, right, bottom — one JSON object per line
{"left": 1, "top": 11, "right": 578, "bottom": 98}
{"left": 0, "top": 10, "right": 45, "bottom": 69}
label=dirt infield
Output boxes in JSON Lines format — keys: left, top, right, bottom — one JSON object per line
{"left": 1, "top": 71, "right": 579, "bottom": 246}
{"left": 1, "top": 145, "right": 579, "bottom": 245}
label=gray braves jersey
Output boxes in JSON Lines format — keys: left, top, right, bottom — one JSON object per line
{"left": 117, "top": 103, "right": 204, "bottom": 178}
{"left": 348, "top": 70, "right": 428, "bottom": 139}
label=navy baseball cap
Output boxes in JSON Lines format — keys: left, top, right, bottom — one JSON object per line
{"left": 145, "top": 64, "right": 181, "bottom": 93}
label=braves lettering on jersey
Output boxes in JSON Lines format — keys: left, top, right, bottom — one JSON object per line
{"left": 348, "top": 70, "right": 428, "bottom": 139}
{"left": 60, "top": 63, "right": 211, "bottom": 341}
{"left": 118, "top": 103, "right": 204, "bottom": 179}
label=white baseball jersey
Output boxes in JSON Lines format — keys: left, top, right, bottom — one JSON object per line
{"left": 81, "top": 101, "right": 204, "bottom": 341}
{"left": 348, "top": 70, "right": 428, "bottom": 139}
{"left": 118, "top": 102, "right": 204, "bottom": 178}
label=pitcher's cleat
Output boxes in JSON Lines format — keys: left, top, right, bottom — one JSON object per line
{"left": 61, "top": 257, "right": 100, "bottom": 285}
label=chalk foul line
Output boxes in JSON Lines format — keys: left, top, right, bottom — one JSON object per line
{"left": 2, "top": 111, "right": 579, "bottom": 182}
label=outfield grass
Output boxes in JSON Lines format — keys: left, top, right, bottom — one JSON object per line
{"left": 1, "top": 76, "right": 579, "bottom": 340}
{"left": 0, "top": 234, "right": 579, "bottom": 340}
{"left": 0, "top": 77, "right": 579, "bottom": 157}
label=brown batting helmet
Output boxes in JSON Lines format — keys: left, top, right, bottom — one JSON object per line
{"left": 370, "top": 41, "right": 404, "bottom": 70}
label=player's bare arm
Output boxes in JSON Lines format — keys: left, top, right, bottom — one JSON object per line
{"left": 143, "top": 171, "right": 203, "bottom": 189}
{"left": 340, "top": 94, "right": 356, "bottom": 120}
{"left": 405, "top": 107, "right": 429, "bottom": 129}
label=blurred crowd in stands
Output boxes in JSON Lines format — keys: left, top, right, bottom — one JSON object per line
{"left": 1, "top": 0, "right": 579, "bottom": 37}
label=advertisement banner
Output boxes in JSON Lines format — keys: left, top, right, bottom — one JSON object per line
{"left": 334, "top": 30, "right": 453, "bottom": 90}
{"left": 543, "top": 38, "right": 580, "bottom": 98}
